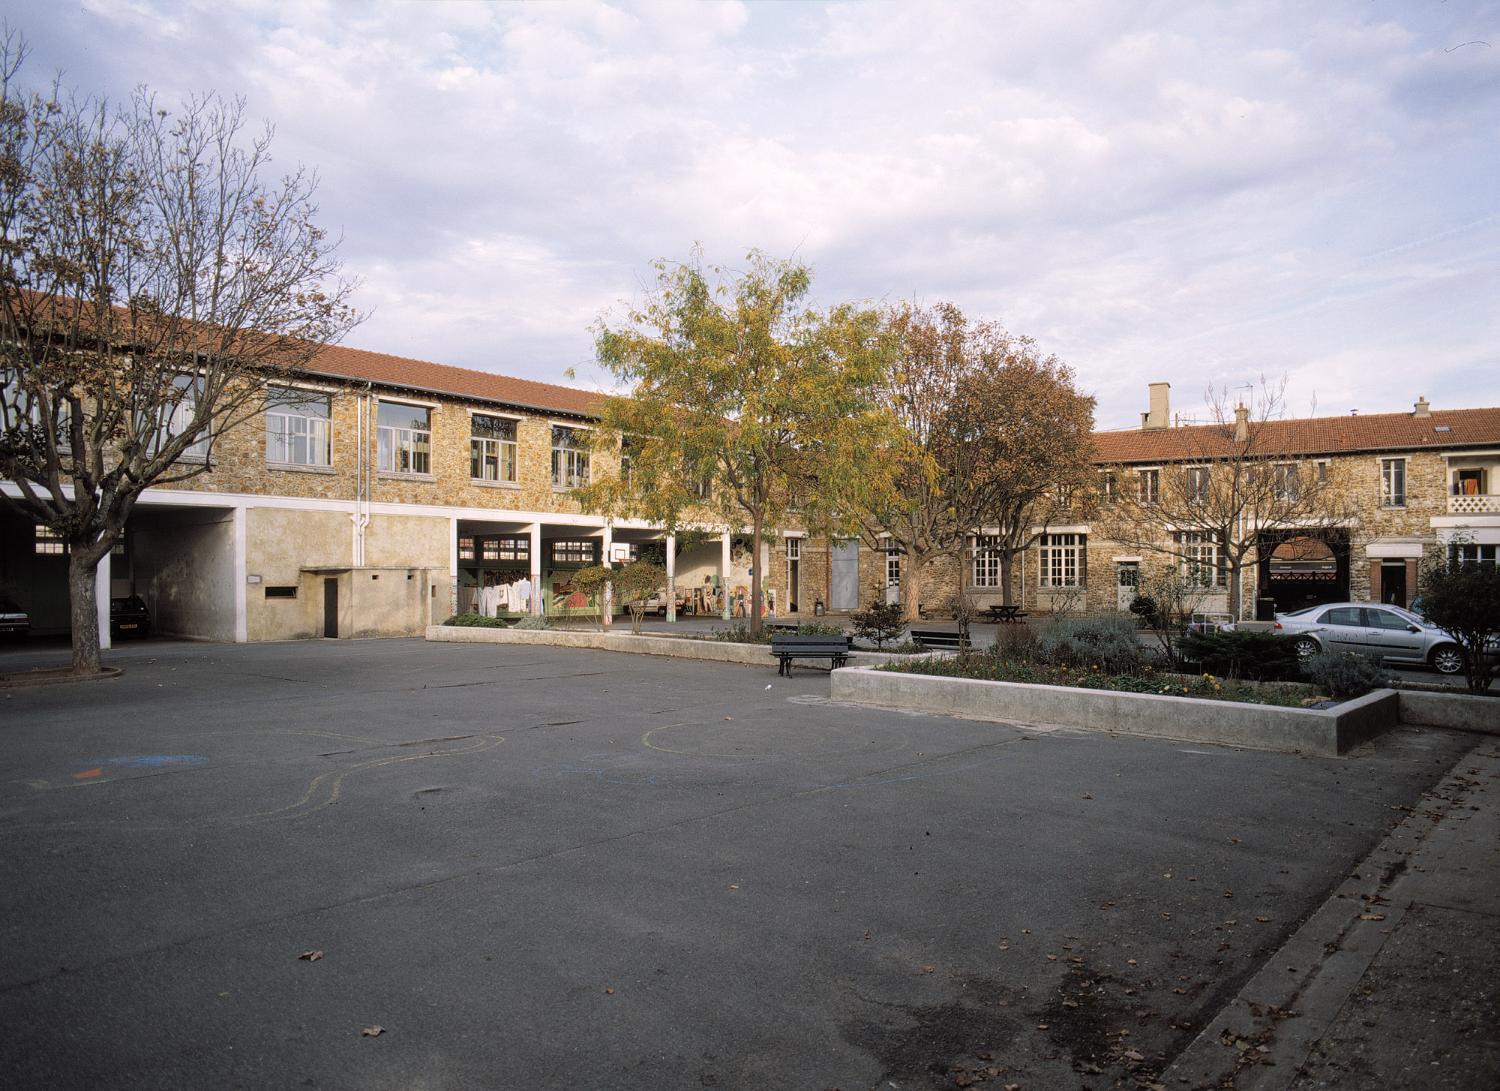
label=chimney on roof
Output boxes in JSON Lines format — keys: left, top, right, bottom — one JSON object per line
{"left": 1413, "top": 395, "right": 1431, "bottom": 418}
{"left": 1141, "top": 382, "right": 1171, "bottom": 431}
{"left": 1234, "top": 403, "right": 1250, "bottom": 442}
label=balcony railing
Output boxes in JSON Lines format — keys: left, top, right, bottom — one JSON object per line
{"left": 1449, "top": 493, "right": 1500, "bottom": 515}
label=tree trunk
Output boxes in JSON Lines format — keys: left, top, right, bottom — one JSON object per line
{"left": 1227, "top": 559, "right": 1242, "bottom": 621}
{"left": 999, "top": 550, "right": 1015, "bottom": 608}
{"left": 749, "top": 515, "right": 764, "bottom": 636}
{"left": 900, "top": 554, "right": 925, "bottom": 622}
{"left": 68, "top": 545, "right": 106, "bottom": 675}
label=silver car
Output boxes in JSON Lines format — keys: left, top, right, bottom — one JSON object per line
{"left": 1273, "top": 601, "right": 1466, "bottom": 674}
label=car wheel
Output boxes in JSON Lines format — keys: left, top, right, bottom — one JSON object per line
{"left": 1430, "top": 644, "right": 1465, "bottom": 675}
{"left": 1294, "top": 636, "right": 1320, "bottom": 659}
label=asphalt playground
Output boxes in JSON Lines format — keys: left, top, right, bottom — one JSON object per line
{"left": 0, "top": 637, "right": 1488, "bottom": 1089}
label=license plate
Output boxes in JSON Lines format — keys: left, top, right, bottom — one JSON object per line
{"left": 119, "top": 623, "right": 138, "bottom": 630}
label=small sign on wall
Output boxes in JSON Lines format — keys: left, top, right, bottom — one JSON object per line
{"left": 246, "top": 574, "right": 262, "bottom": 585}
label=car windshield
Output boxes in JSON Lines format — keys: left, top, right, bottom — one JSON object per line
{"left": 1381, "top": 604, "right": 1423, "bottom": 625}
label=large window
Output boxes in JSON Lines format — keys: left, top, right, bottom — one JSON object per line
{"left": 266, "top": 386, "right": 331, "bottom": 467}
{"left": 1380, "top": 458, "right": 1406, "bottom": 508}
{"left": 550, "top": 539, "right": 598, "bottom": 564}
{"left": 1272, "top": 462, "right": 1299, "bottom": 502}
{"left": 1184, "top": 465, "right": 1211, "bottom": 504}
{"left": 156, "top": 374, "right": 210, "bottom": 460}
{"left": 1039, "top": 533, "right": 1085, "bottom": 588}
{"left": 470, "top": 414, "right": 517, "bottom": 483}
{"left": 1176, "top": 531, "right": 1227, "bottom": 587}
{"left": 378, "top": 401, "right": 431, "bottom": 475}
{"left": 1098, "top": 471, "right": 1118, "bottom": 505}
{"left": 1450, "top": 542, "right": 1497, "bottom": 567}
{"left": 1138, "top": 468, "right": 1160, "bottom": 505}
{"left": 551, "top": 425, "right": 589, "bottom": 489}
{"left": 970, "top": 535, "right": 1001, "bottom": 588}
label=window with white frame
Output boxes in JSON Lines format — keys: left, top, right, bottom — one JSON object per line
{"left": 886, "top": 546, "right": 902, "bottom": 588}
{"left": 470, "top": 413, "right": 517, "bottom": 483}
{"left": 377, "top": 401, "right": 431, "bottom": 475}
{"left": 266, "top": 386, "right": 331, "bottom": 467}
{"left": 785, "top": 536, "right": 801, "bottom": 561}
{"left": 1272, "top": 462, "right": 1299, "bottom": 502}
{"left": 1039, "top": 533, "right": 1085, "bottom": 588}
{"left": 1176, "top": 531, "right": 1227, "bottom": 587}
{"left": 1449, "top": 542, "right": 1497, "bottom": 567}
{"left": 1380, "top": 458, "right": 1406, "bottom": 507}
{"left": 1184, "top": 465, "right": 1211, "bottom": 504}
{"left": 550, "top": 539, "right": 598, "bottom": 564}
{"left": 1138, "top": 468, "right": 1160, "bottom": 504}
{"left": 551, "top": 425, "right": 589, "bottom": 488}
{"left": 1098, "top": 471, "right": 1118, "bottom": 504}
{"left": 620, "top": 435, "right": 641, "bottom": 489}
{"left": 970, "top": 535, "right": 1001, "bottom": 588}
{"left": 156, "top": 374, "right": 210, "bottom": 460}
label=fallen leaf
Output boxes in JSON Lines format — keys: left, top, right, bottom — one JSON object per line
{"left": 1081, "top": 793, "right": 1093, "bottom": 799}
{"left": 1123, "top": 1049, "right": 1145, "bottom": 1061}
{"left": 361, "top": 1025, "right": 383, "bottom": 1037}
{"left": 1036, "top": 1023, "right": 1049, "bottom": 1030}
{"left": 1359, "top": 913, "right": 1386, "bottom": 921}
{"left": 298, "top": 950, "right": 323, "bottom": 962}
{"left": 1254, "top": 916, "right": 1270, "bottom": 923}
{"left": 1046, "top": 954, "right": 1058, "bottom": 961}
{"left": 919, "top": 965, "right": 935, "bottom": 974}
{"left": 605, "top": 987, "right": 615, "bottom": 995}
{"left": 1127, "top": 958, "right": 1138, "bottom": 966}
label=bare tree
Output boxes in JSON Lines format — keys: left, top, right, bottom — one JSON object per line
{"left": 0, "top": 34, "right": 358, "bottom": 673}
{"left": 1096, "top": 379, "right": 1358, "bottom": 622}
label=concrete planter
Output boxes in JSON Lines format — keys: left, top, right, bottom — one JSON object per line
{"left": 425, "top": 624, "right": 929, "bottom": 671}
{"left": 829, "top": 664, "right": 1396, "bottom": 757}
{"left": 1397, "top": 689, "right": 1500, "bottom": 736}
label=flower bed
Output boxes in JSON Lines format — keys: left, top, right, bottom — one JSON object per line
{"left": 877, "top": 655, "right": 1318, "bottom": 708}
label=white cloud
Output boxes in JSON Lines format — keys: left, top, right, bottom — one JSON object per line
{"left": 13, "top": 0, "right": 1498, "bottom": 425}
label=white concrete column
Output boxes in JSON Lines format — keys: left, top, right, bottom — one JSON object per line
{"left": 448, "top": 516, "right": 460, "bottom": 619}
{"left": 233, "top": 506, "right": 248, "bottom": 643}
{"left": 720, "top": 531, "right": 732, "bottom": 620}
{"left": 96, "top": 552, "right": 112, "bottom": 652}
{"left": 665, "top": 532, "right": 677, "bottom": 623}
{"left": 528, "top": 522, "right": 543, "bottom": 616}
{"left": 600, "top": 523, "right": 613, "bottom": 627}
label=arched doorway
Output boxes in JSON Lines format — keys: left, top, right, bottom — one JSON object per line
{"left": 1259, "top": 531, "right": 1348, "bottom": 612}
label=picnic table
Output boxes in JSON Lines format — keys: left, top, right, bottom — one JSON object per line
{"left": 986, "top": 604, "right": 1028, "bottom": 624}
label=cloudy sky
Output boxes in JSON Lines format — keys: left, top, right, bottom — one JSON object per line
{"left": 16, "top": 1, "right": 1500, "bottom": 428}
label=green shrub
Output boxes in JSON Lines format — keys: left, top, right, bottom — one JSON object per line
{"left": 1178, "top": 630, "right": 1302, "bottom": 681}
{"left": 513, "top": 615, "right": 551, "bottom": 630}
{"left": 1300, "top": 650, "right": 1388, "bottom": 699}
{"left": 443, "top": 612, "right": 514, "bottom": 628}
{"left": 850, "top": 602, "right": 905, "bottom": 649}
{"left": 796, "top": 622, "right": 847, "bottom": 636}
{"left": 1036, "top": 614, "right": 1145, "bottom": 673}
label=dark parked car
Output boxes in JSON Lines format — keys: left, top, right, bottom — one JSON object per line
{"left": 0, "top": 596, "right": 29, "bottom": 638}
{"left": 110, "top": 596, "right": 152, "bottom": 638}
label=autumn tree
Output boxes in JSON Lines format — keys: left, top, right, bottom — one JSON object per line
{"left": 1096, "top": 380, "right": 1358, "bottom": 622}
{"left": 0, "top": 34, "right": 358, "bottom": 673}
{"left": 837, "top": 302, "right": 1002, "bottom": 622}
{"left": 579, "top": 250, "right": 896, "bottom": 636}
{"left": 946, "top": 343, "right": 1097, "bottom": 622}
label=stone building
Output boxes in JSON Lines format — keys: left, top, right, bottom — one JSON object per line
{"left": 7, "top": 353, "right": 1496, "bottom": 647}
{"left": 1, "top": 345, "right": 830, "bottom": 644}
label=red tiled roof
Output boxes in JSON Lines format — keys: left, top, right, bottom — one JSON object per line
{"left": 1092, "top": 407, "right": 1500, "bottom": 464}
{"left": 300, "top": 342, "right": 603, "bottom": 419}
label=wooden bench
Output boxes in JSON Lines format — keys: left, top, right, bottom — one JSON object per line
{"left": 910, "top": 629, "right": 969, "bottom": 651}
{"left": 770, "top": 635, "right": 852, "bottom": 676}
